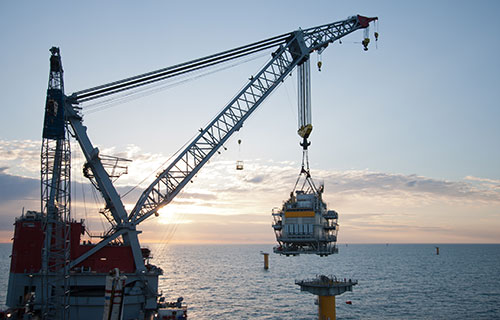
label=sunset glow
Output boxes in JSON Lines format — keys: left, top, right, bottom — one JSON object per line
{"left": 1, "top": 1, "right": 500, "bottom": 246}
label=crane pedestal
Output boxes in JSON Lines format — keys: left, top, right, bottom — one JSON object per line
{"left": 295, "top": 275, "right": 357, "bottom": 320}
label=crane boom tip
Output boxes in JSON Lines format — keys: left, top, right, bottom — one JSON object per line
{"left": 357, "top": 15, "right": 378, "bottom": 28}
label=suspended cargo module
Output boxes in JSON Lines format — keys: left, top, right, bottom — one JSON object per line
{"left": 272, "top": 183, "right": 339, "bottom": 256}
{"left": 272, "top": 56, "right": 341, "bottom": 256}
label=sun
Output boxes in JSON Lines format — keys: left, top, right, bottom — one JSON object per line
{"left": 156, "top": 204, "right": 193, "bottom": 225}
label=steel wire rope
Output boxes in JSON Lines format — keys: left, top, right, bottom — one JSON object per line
{"left": 75, "top": 37, "right": 288, "bottom": 99}
{"left": 283, "top": 69, "right": 298, "bottom": 125}
{"left": 121, "top": 129, "right": 201, "bottom": 200}
{"left": 88, "top": 179, "right": 108, "bottom": 238}
{"left": 163, "top": 220, "right": 181, "bottom": 246}
{"left": 72, "top": 141, "right": 91, "bottom": 233}
{"left": 123, "top": 134, "right": 202, "bottom": 249}
{"left": 76, "top": 43, "right": 283, "bottom": 104}
{"left": 76, "top": 33, "right": 306, "bottom": 252}
{"left": 151, "top": 188, "right": 190, "bottom": 253}
{"left": 156, "top": 208, "right": 183, "bottom": 253}
{"left": 81, "top": 51, "right": 271, "bottom": 115}
{"left": 73, "top": 33, "right": 290, "bottom": 101}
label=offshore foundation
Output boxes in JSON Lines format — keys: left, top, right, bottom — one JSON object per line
{"left": 4, "top": 14, "right": 377, "bottom": 320}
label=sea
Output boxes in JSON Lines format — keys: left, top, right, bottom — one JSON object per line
{"left": 1, "top": 243, "right": 499, "bottom": 319}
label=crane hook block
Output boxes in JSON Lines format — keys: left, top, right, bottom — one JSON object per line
{"left": 362, "top": 38, "right": 370, "bottom": 51}
{"left": 317, "top": 61, "right": 322, "bottom": 71}
{"left": 374, "top": 32, "right": 379, "bottom": 41}
{"left": 298, "top": 124, "right": 313, "bottom": 139}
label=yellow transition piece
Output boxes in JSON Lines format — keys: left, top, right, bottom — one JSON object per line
{"left": 318, "top": 295, "right": 336, "bottom": 320}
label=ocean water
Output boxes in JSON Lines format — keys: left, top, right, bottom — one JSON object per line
{"left": 1, "top": 243, "right": 499, "bottom": 319}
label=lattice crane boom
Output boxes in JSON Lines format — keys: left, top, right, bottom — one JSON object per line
{"left": 55, "top": 14, "right": 376, "bottom": 273}
{"left": 128, "top": 15, "right": 377, "bottom": 226}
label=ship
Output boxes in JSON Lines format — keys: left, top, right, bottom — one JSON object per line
{"left": 1, "top": 46, "right": 191, "bottom": 319}
{"left": 2, "top": 14, "right": 377, "bottom": 319}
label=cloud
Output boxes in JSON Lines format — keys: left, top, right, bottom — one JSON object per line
{"left": 341, "top": 212, "right": 448, "bottom": 232}
{"left": 1, "top": 140, "right": 499, "bottom": 243}
{"left": 464, "top": 176, "right": 500, "bottom": 184}
{"left": 140, "top": 213, "right": 276, "bottom": 244}
{"left": 320, "top": 170, "right": 500, "bottom": 204}
{"left": 244, "top": 175, "right": 265, "bottom": 184}
{"left": 0, "top": 168, "right": 38, "bottom": 203}
{"left": 2, "top": 139, "right": 500, "bottom": 209}
{"left": 464, "top": 175, "right": 500, "bottom": 192}
{"left": 0, "top": 139, "right": 40, "bottom": 178}
{"left": 177, "top": 192, "right": 218, "bottom": 201}
{"left": 0, "top": 169, "right": 39, "bottom": 230}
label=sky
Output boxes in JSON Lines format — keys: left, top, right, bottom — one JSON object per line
{"left": 0, "top": 1, "right": 499, "bottom": 244}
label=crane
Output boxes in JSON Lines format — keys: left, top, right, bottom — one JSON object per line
{"left": 6, "top": 15, "right": 377, "bottom": 319}
{"left": 67, "top": 14, "right": 377, "bottom": 268}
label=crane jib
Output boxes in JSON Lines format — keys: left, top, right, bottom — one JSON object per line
{"left": 70, "top": 15, "right": 377, "bottom": 104}
{"left": 128, "top": 14, "right": 377, "bottom": 225}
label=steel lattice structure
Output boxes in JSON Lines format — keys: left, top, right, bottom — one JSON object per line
{"left": 41, "top": 47, "right": 71, "bottom": 320}
{"left": 64, "top": 14, "right": 376, "bottom": 271}
{"left": 128, "top": 15, "right": 376, "bottom": 226}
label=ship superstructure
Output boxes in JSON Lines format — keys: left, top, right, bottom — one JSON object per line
{"left": 7, "top": 211, "right": 161, "bottom": 319}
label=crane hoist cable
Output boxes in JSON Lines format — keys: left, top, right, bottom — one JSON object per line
{"left": 71, "top": 33, "right": 290, "bottom": 103}
{"left": 294, "top": 57, "right": 319, "bottom": 194}
{"left": 82, "top": 50, "right": 269, "bottom": 114}
{"left": 292, "top": 147, "right": 319, "bottom": 194}
{"left": 77, "top": 44, "right": 281, "bottom": 104}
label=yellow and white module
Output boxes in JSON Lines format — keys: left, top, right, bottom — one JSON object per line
{"left": 272, "top": 186, "right": 339, "bottom": 256}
